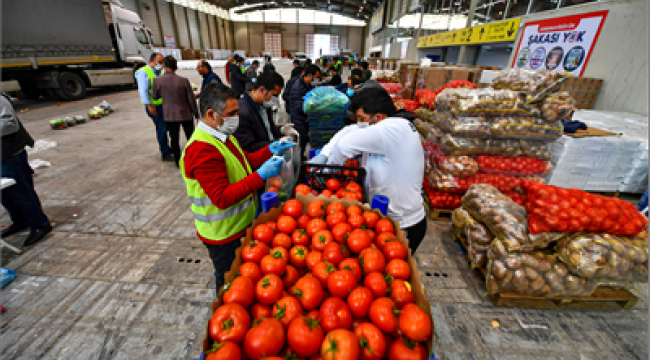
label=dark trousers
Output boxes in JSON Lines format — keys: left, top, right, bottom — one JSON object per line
{"left": 166, "top": 120, "right": 195, "bottom": 165}
{"left": 204, "top": 239, "right": 242, "bottom": 295}
{"left": 404, "top": 216, "right": 428, "bottom": 254}
{"left": 291, "top": 120, "right": 309, "bottom": 158}
{"left": 145, "top": 105, "right": 171, "bottom": 157}
{"left": 1, "top": 151, "right": 50, "bottom": 231}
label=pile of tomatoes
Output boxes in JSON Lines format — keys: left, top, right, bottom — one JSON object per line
{"left": 435, "top": 173, "right": 524, "bottom": 194}
{"left": 476, "top": 155, "right": 548, "bottom": 176}
{"left": 207, "top": 199, "right": 432, "bottom": 360}
{"left": 300, "top": 159, "right": 365, "bottom": 202}
{"left": 414, "top": 89, "right": 436, "bottom": 110}
{"left": 424, "top": 178, "right": 526, "bottom": 209}
{"left": 295, "top": 181, "right": 364, "bottom": 202}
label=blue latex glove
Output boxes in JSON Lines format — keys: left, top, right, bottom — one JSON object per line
{"left": 257, "top": 157, "right": 284, "bottom": 180}
{"left": 269, "top": 140, "right": 295, "bottom": 155}
{"left": 307, "top": 154, "right": 328, "bottom": 164}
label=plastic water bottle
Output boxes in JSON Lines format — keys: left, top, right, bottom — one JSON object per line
{"left": 371, "top": 195, "right": 389, "bottom": 215}
{"left": 261, "top": 192, "right": 279, "bottom": 213}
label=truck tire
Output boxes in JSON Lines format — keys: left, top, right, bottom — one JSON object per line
{"left": 17, "top": 78, "right": 41, "bottom": 100}
{"left": 56, "top": 72, "right": 87, "bottom": 100}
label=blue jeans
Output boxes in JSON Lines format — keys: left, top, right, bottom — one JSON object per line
{"left": 145, "top": 105, "right": 171, "bottom": 157}
{"left": 1, "top": 151, "right": 50, "bottom": 230}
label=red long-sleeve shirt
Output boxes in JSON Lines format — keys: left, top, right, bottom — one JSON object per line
{"left": 183, "top": 138, "right": 272, "bottom": 245}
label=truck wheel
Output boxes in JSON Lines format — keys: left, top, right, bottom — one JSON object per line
{"left": 56, "top": 72, "right": 87, "bottom": 100}
{"left": 17, "top": 79, "right": 40, "bottom": 100}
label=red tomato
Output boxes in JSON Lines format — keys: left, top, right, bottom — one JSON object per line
{"left": 307, "top": 218, "right": 328, "bottom": 237}
{"left": 388, "top": 338, "right": 427, "bottom": 360}
{"left": 293, "top": 274, "right": 325, "bottom": 311}
{"left": 327, "top": 202, "right": 346, "bottom": 215}
{"left": 239, "top": 262, "right": 262, "bottom": 283}
{"left": 204, "top": 341, "right": 242, "bottom": 360}
{"left": 251, "top": 303, "right": 272, "bottom": 320}
{"left": 260, "top": 249, "right": 288, "bottom": 276}
{"left": 290, "top": 245, "right": 309, "bottom": 268}
{"left": 321, "top": 189, "right": 333, "bottom": 197}
{"left": 348, "top": 214, "right": 366, "bottom": 230}
{"left": 390, "top": 279, "right": 415, "bottom": 309}
{"left": 292, "top": 229, "right": 311, "bottom": 246}
{"left": 244, "top": 317, "right": 285, "bottom": 359}
{"left": 277, "top": 215, "right": 297, "bottom": 234}
{"left": 327, "top": 179, "right": 342, "bottom": 192}
{"left": 360, "top": 248, "right": 386, "bottom": 274}
{"left": 306, "top": 309, "right": 320, "bottom": 322}
{"left": 296, "top": 184, "right": 312, "bottom": 196}
{"left": 288, "top": 316, "right": 325, "bottom": 358}
{"left": 347, "top": 229, "right": 372, "bottom": 254}
{"left": 266, "top": 221, "right": 278, "bottom": 234}
{"left": 254, "top": 224, "right": 275, "bottom": 244}
{"left": 347, "top": 286, "right": 374, "bottom": 318}
{"left": 273, "top": 295, "right": 303, "bottom": 328}
{"left": 363, "top": 272, "right": 388, "bottom": 298}
{"left": 323, "top": 241, "right": 349, "bottom": 265}
{"left": 398, "top": 303, "right": 432, "bottom": 342}
{"left": 297, "top": 214, "right": 313, "bottom": 230}
{"left": 332, "top": 223, "right": 353, "bottom": 243}
{"left": 354, "top": 322, "right": 386, "bottom": 360}
{"left": 385, "top": 259, "right": 411, "bottom": 280}
{"left": 346, "top": 205, "right": 363, "bottom": 217}
{"left": 327, "top": 212, "right": 348, "bottom": 228}
{"left": 365, "top": 229, "right": 376, "bottom": 244}
{"left": 272, "top": 232, "right": 292, "bottom": 249}
{"left": 362, "top": 211, "right": 380, "bottom": 229}
{"left": 305, "top": 250, "right": 323, "bottom": 270}
{"left": 312, "top": 229, "right": 334, "bottom": 251}
{"left": 210, "top": 303, "right": 250, "bottom": 343}
{"left": 223, "top": 275, "right": 254, "bottom": 307}
{"left": 368, "top": 297, "right": 398, "bottom": 333}
{"left": 255, "top": 274, "right": 284, "bottom": 305}
{"left": 339, "top": 258, "right": 363, "bottom": 283}
{"left": 283, "top": 264, "right": 299, "bottom": 289}
{"left": 320, "top": 329, "right": 359, "bottom": 360}
{"left": 346, "top": 182, "right": 362, "bottom": 192}
{"left": 308, "top": 200, "right": 327, "bottom": 218}
{"left": 313, "top": 260, "right": 337, "bottom": 287}
{"left": 283, "top": 199, "right": 304, "bottom": 218}
{"left": 327, "top": 269, "right": 357, "bottom": 299}
{"left": 273, "top": 246, "right": 289, "bottom": 260}
{"left": 242, "top": 241, "right": 270, "bottom": 264}
{"left": 320, "top": 297, "right": 353, "bottom": 331}
{"left": 382, "top": 241, "right": 408, "bottom": 261}
{"left": 375, "top": 219, "right": 395, "bottom": 235}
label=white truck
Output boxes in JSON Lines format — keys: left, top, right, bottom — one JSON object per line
{"left": 2, "top": 0, "right": 155, "bottom": 100}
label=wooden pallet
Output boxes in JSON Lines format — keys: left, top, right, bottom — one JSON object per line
{"left": 450, "top": 231, "right": 639, "bottom": 310}
{"left": 422, "top": 193, "right": 452, "bottom": 221}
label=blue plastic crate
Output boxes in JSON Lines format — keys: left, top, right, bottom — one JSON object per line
{"left": 309, "top": 129, "right": 337, "bottom": 148}
{"left": 307, "top": 111, "right": 347, "bottom": 131}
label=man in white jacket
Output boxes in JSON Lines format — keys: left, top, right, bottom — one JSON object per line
{"left": 310, "top": 87, "right": 427, "bottom": 252}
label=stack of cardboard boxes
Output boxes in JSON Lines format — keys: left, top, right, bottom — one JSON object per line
{"left": 400, "top": 64, "right": 500, "bottom": 99}
{"left": 559, "top": 77, "right": 603, "bottom": 109}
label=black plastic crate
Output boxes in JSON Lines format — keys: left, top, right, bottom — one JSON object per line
{"left": 297, "top": 163, "right": 367, "bottom": 201}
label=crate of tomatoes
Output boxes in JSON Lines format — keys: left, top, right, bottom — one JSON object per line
{"left": 297, "top": 159, "right": 367, "bottom": 202}
{"left": 203, "top": 194, "right": 434, "bottom": 360}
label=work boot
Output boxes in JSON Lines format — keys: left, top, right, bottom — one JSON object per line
{"left": 23, "top": 225, "right": 52, "bottom": 247}
{"left": 162, "top": 154, "right": 175, "bottom": 162}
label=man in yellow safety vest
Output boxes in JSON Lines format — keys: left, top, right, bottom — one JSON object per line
{"left": 180, "top": 82, "right": 294, "bottom": 294}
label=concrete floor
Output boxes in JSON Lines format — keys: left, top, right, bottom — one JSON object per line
{"left": 0, "top": 60, "right": 647, "bottom": 360}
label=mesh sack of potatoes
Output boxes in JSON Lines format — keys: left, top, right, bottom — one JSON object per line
{"left": 541, "top": 92, "right": 576, "bottom": 122}
{"left": 439, "top": 156, "right": 479, "bottom": 178}
{"left": 464, "top": 215, "right": 494, "bottom": 268}
{"left": 452, "top": 207, "right": 473, "bottom": 231}
{"left": 491, "top": 69, "right": 570, "bottom": 102}
{"left": 434, "top": 88, "right": 541, "bottom": 118}
{"left": 462, "top": 184, "right": 562, "bottom": 252}
{"left": 439, "top": 135, "right": 552, "bottom": 160}
{"left": 413, "top": 118, "right": 434, "bottom": 137}
{"left": 431, "top": 111, "right": 562, "bottom": 142}
{"left": 486, "top": 239, "right": 598, "bottom": 297}
{"left": 557, "top": 232, "right": 649, "bottom": 282}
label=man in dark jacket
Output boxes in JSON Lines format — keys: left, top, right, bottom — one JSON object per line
{"left": 360, "top": 61, "right": 372, "bottom": 82}
{"left": 283, "top": 68, "right": 304, "bottom": 115}
{"left": 195, "top": 60, "right": 222, "bottom": 98}
{"left": 289, "top": 65, "right": 320, "bottom": 157}
{"left": 234, "top": 71, "right": 285, "bottom": 152}
{"left": 229, "top": 55, "right": 249, "bottom": 97}
{"left": 321, "top": 67, "right": 341, "bottom": 86}
{"left": 263, "top": 56, "right": 275, "bottom": 73}
{"left": 0, "top": 94, "right": 52, "bottom": 246}
{"left": 291, "top": 59, "right": 303, "bottom": 79}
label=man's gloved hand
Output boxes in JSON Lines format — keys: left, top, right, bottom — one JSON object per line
{"left": 281, "top": 124, "right": 299, "bottom": 137}
{"left": 269, "top": 140, "right": 295, "bottom": 155}
{"left": 306, "top": 154, "right": 328, "bottom": 165}
{"left": 257, "top": 156, "right": 284, "bottom": 180}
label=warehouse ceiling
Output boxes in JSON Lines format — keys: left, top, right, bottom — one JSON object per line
{"left": 206, "top": 0, "right": 380, "bottom": 18}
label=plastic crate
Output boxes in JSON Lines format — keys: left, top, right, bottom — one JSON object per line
{"left": 297, "top": 163, "right": 367, "bottom": 201}
{"left": 307, "top": 110, "right": 347, "bottom": 131}
{"left": 309, "top": 129, "right": 337, "bottom": 149}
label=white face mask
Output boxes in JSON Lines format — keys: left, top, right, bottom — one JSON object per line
{"left": 263, "top": 96, "right": 278, "bottom": 109}
{"left": 217, "top": 116, "right": 239, "bottom": 136}
{"left": 357, "top": 122, "right": 370, "bottom": 128}
{"left": 154, "top": 63, "right": 163, "bottom": 71}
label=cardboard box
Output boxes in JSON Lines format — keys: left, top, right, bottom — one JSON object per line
{"left": 559, "top": 77, "right": 603, "bottom": 109}
{"left": 424, "top": 67, "right": 448, "bottom": 91}
{"left": 202, "top": 193, "right": 435, "bottom": 357}
{"left": 403, "top": 65, "right": 420, "bottom": 99}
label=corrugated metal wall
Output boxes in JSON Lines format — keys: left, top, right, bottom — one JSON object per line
{"left": 173, "top": 5, "right": 190, "bottom": 48}
{"left": 249, "top": 23, "right": 264, "bottom": 55}
{"left": 140, "top": 1, "right": 162, "bottom": 45}
{"left": 208, "top": 15, "right": 219, "bottom": 48}
{"left": 186, "top": 9, "right": 201, "bottom": 49}
{"left": 199, "top": 12, "right": 211, "bottom": 49}
{"left": 282, "top": 24, "right": 298, "bottom": 52}
{"left": 157, "top": 0, "right": 175, "bottom": 42}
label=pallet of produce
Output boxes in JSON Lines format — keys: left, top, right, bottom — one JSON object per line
{"left": 203, "top": 194, "right": 435, "bottom": 360}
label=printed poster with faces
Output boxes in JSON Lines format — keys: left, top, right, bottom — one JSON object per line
{"left": 512, "top": 11, "right": 608, "bottom": 76}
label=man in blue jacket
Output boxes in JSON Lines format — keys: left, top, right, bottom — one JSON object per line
{"left": 195, "top": 60, "right": 221, "bottom": 99}
{"left": 289, "top": 65, "right": 320, "bottom": 158}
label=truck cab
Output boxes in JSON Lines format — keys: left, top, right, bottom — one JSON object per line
{"left": 105, "top": 0, "right": 154, "bottom": 66}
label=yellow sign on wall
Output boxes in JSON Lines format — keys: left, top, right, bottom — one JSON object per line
{"left": 417, "top": 18, "right": 521, "bottom": 48}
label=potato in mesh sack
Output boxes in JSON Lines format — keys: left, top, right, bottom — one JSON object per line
{"left": 434, "top": 88, "right": 541, "bottom": 118}
{"left": 439, "top": 134, "right": 551, "bottom": 160}
{"left": 557, "top": 233, "right": 648, "bottom": 282}
{"left": 486, "top": 239, "right": 598, "bottom": 297}
{"left": 452, "top": 207, "right": 473, "bottom": 230}
{"left": 464, "top": 215, "right": 494, "bottom": 268}
{"left": 542, "top": 92, "right": 576, "bottom": 122}
{"left": 462, "top": 184, "right": 562, "bottom": 252}
{"left": 491, "top": 69, "right": 570, "bottom": 102}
